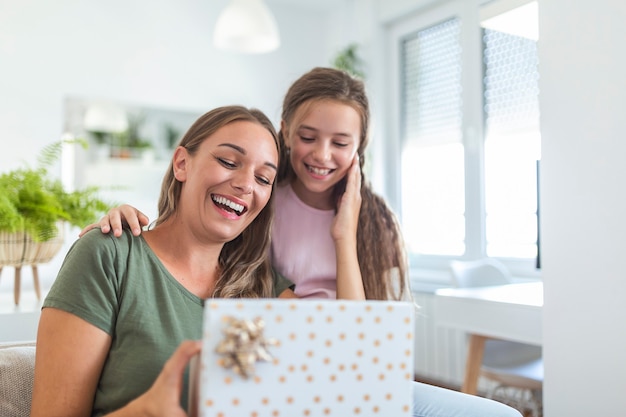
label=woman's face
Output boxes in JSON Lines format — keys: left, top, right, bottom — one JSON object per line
{"left": 283, "top": 99, "right": 361, "bottom": 209}
{"left": 174, "top": 120, "right": 278, "bottom": 242}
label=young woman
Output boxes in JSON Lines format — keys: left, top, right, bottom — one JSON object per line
{"left": 30, "top": 106, "right": 292, "bottom": 417}
{"left": 82, "top": 68, "right": 522, "bottom": 417}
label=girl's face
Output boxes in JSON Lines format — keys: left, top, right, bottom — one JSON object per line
{"left": 283, "top": 99, "right": 361, "bottom": 209}
{"left": 174, "top": 120, "right": 278, "bottom": 243}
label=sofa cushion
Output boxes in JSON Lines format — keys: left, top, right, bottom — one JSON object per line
{"left": 0, "top": 342, "right": 36, "bottom": 417}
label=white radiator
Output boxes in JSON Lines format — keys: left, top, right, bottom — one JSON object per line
{"left": 412, "top": 291, "right": 468, "bottom": 388}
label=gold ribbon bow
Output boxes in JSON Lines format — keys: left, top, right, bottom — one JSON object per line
{"left": 215, "top": 316, "right": 277, "bottom": 379}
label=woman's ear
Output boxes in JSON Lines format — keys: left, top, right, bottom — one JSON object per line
{"left": 172, "top": 146, "right": 188, "bottom": 182}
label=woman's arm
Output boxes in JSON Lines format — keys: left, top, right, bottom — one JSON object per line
{"left": 79, "top": 205, "right": 150, "bottom": 238}
{"left": 31, "top": 308, "right": 111, "bottom": 417}
{"left": 31, "top": 308, "right": 201, "bottom": 417}
{"left": 332, "top": 155, "right": 365, "bottom": 300}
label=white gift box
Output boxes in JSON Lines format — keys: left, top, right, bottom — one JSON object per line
{"left": 190, "top": 299, "right": 415, "bottom": 417}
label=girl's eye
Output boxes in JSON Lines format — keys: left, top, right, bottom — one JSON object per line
{"left": 333, "top": 142, "right": 349, "bottom": 148}
{"left": 217, "top": 158, "right": 236, "bottom": 168}
{"left": 299, "top": 136, "right": 314, "bottom": 143}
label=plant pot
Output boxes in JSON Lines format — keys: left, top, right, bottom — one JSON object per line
{"left": 0, "top": 224, "right": 65, "bottom": 305}
{"left": 0, "top": 224, "right": 65, "bottom": 267}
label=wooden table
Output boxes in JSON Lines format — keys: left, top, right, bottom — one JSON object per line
{"left": 434, "top": 282, "right": 543, "bottom": 394}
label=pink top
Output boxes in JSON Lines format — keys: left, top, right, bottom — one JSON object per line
{"left": 271, "top": 183, "right": 337, "bottom": 299}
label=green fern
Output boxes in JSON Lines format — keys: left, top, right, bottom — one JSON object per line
{"left": 0, "top": 139, "right": 111, "bottom": 242}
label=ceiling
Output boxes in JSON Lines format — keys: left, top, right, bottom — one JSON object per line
{"left": 266, "top": 0, "right": 341, "bottom": 11}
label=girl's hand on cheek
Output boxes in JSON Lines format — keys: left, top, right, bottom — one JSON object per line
{"left": 331, "top": 154, "right": 362, "bottom": 243}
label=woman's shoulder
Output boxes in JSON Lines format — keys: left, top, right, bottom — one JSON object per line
{"left": 79, "top": 227, "right": 137, "bottom": 245}
{"left": 69, "top": 228, "right": 142, "bottom": 259}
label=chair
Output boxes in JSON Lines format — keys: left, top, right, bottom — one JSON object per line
{"left": 449, "top": 259, "right": 543, "bottom": 417}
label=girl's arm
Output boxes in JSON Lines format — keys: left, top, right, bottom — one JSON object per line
{"left": 79, "top": 204, "right": 150, "bottom": 238}
{"left": 278, "top": 288, "right": 299, "bottom": 298}
{"left": 31, "top": 308, "right": 200, "bottom": 417}
{"left": 332, "top": 155, "right": 366, "bottom": 300}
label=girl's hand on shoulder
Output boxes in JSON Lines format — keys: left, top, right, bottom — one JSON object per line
{"left": 331, "top": 154, "right": 362, "bottom": 243}
{"left": 78, "top": 204, "right": 150, "bottom": 238}
{"left": 124, "top": 340, "right": 201, "bottom": 417}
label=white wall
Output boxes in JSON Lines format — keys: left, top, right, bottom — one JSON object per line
{"left": 0, "top": 0, "right": 340, "bottom": 173}
{"left": 0, "top": 0, "right": 351, "bottom": 293}
{"left": 539, "top": 0, "right": 626, "bottom": 415}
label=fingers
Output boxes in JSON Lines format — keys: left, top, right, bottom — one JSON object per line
{"left": 345, "top": 154, "right": 362, "bottom": 200}
{"left": 331, "top": 154, "right": 362, "bottom": 242}
{"left": 120, "top": 204, "right": 149, "bottom": 236}
{"left": 130, "top": 340, "right": 202, "bottom": 417}
{"left": 78, "top": 222, "right": 104, "bottom": 238}
{"left": 78, "top": 212, "right": 117, "bottom": 237}
{"left": 160, "top": 340, "right": 202, "bottom": 385}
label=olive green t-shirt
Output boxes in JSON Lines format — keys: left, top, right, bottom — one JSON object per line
{"left": 43, "top": 229, "right": 293, "bottom": 416}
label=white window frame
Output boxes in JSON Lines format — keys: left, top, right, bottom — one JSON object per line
{"left": 383, "top": 0, "right": 541, "bottom": 284}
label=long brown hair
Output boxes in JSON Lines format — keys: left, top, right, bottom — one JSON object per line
{"left": 278, "top": 67, "right": 409, "bottom": 300}
{"left": 155, "top": 106, "right": 279, "bottom": 298}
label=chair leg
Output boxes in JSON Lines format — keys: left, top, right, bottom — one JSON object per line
{"left": 32, "top": 264, "right": 41, "bottom": 301}
{"left": 529, "top": 389, "right": 543, "bottom": 417}
{"left": 14, "top": 265, "right": 22, "bottom": 306}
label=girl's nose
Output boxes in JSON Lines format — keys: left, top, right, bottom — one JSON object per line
{"left": 313, "top": 142, "right": 331, "bottom": 162}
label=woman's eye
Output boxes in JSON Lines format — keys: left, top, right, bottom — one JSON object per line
{"left": 256, "top": 176, "right": 273, "bottom": 186}
{"left": 217, "top": 158, "right": 236, "bottom": 168}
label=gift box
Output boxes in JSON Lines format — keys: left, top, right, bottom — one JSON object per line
{"left": 190, "top": 299, "right": 415, "bottom": 417}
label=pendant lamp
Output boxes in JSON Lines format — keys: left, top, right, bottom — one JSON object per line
{"left": 213, "top": 0, "right": 281, "bottom": 54}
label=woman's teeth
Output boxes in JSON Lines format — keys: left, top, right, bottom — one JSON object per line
{"left": 212, "top": 195, "right": 244, "bottom": 214}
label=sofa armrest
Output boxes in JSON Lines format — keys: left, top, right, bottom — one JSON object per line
{"left": 0, "top": 342, "right": 36, "bottom": 417}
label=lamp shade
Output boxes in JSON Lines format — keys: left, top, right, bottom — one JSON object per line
{"left": 213, "top": 0, "right": 280, "bottom": 54}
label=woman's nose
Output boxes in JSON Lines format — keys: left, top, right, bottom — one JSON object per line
{"left": 232, "top": 171, "right": 254, "bottom": 194}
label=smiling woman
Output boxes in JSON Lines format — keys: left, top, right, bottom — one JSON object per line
{"left": 30, "top": 106, "right": 292, "bottom": 417}
{"left": 155, "top": 118, "right": 278, "bottom": 245}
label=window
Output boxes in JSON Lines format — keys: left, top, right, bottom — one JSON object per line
{"left": 387, "top": 0, "right": 540, "bottom": 277}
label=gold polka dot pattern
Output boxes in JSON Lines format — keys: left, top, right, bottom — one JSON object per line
{"left": 194, "top": 300, "right": 415, "bottom": 416}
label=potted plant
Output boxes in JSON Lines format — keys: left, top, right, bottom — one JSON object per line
{"left": 332, "top": 43, "right": 366, "bottom": 79}
{"left": 0, "top": 139, "right": 112, "bottom": 304}
{"left": 111, "top": 112, "right": 153, "bottom": 159}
